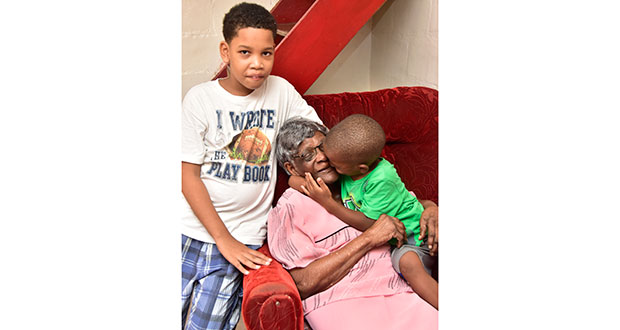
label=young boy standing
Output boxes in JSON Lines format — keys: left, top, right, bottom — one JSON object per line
{"left": 300, "top": 114, "right": 438, "bottom": 310}
{"left": 181, "top": 3, "right": 321, "bottom": 330}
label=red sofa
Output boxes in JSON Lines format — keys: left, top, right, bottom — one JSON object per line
{"left": 241, "top": 86, "right": 438, "bottom": 330}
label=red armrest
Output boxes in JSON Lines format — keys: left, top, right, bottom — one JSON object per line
{"left": 242, "top": 244, "right": 303, "bottom": 330}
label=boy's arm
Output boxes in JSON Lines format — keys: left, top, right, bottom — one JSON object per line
{"left": 288, "top": 214, "right": 406, "bottom": 299}
{"left": 300, "top": 173, "right": 377, "bottom": 232}
{"left": 181, "top": 162, "right": 272, "bottom": 274}
{"left": 418, "top": 199, "right": 438, "bottom": 255}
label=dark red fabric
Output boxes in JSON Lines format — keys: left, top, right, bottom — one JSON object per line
{"left": 246, "top": 86, "right": 438, "bottom": 330}
{"left": 242, "top": 244, "right": 303, "bottom": 330}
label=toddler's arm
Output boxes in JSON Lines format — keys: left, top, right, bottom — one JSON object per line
{"left": 301, "top": 173, "right": 377, "bottom": 232}
{"left": 182, "top": 162, "right": 272, "bottom": 274}
{"left": 288, "top": 174, "right": 305, "bottom": 192}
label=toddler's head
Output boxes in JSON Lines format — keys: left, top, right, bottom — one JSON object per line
{"left": 323, "top": 114, "right": 385, "bottom": 179}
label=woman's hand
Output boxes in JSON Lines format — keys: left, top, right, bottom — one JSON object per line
{"left": 418, "top": 202, "right": 438, "bottom": 256}
{"left": 365, "top": 214, "right": 407, "bottom": 248}
{"left": 215, "top": 236, "right": 272, "bottom": 275}
{"left": 300, "top": 172, "right": 333, "bottom": 206}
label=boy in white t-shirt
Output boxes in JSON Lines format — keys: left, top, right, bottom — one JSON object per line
{"left": 181, "top": 3, "right": 321, "bottom": 330}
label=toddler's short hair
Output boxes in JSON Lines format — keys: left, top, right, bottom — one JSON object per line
{"left": 324, "top": 114, "right": 385, "bottom": 165}
{"left": 223, "top": 2, "right": 277, "bottom": 43}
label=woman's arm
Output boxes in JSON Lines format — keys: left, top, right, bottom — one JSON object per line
{"left": 288, "top": 214, "right": 406, "bottom": 299}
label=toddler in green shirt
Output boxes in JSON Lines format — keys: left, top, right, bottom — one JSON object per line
{"left": 300, "top": 114, "right": 438, "bottom": 310}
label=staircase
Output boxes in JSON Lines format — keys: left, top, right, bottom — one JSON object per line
{"left": 213, "top": 0, "right": 387, "bottom": 95}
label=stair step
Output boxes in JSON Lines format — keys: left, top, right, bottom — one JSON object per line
{"left": 276, "top": 22, "right": 296, "bottom": 37}
{"left": 271, "top": 0, "right": 386, "bottom": 94}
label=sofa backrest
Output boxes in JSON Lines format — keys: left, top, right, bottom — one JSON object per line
{"left": 273, "top": 86, "right": 438, "bottom": 205}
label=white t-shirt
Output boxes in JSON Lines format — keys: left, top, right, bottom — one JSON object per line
{"left": 181, "top": 75, "right": 321, "bottom": 245}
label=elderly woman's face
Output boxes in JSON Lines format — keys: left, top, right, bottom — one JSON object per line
{"left": 287, "top": 131, "right": 339, "bottom": 185}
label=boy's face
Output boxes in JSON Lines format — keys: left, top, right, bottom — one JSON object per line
{"left": 323, "top": 144, "right": 364, "bottom": 179}
{"left": 220, "top": 27, "right": 275, "bottom": 96}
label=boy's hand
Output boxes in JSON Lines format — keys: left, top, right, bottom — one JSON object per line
{"left": 365, "top": 214, "right": 407, "bottom": 248}
{"left": 418, "top": 204, "right": 438, "bottom": 256}
{"left": 216, "top": 236, "right": 272, "bottom": 275}
{"left": 300, "top": 172, "right": 333, "bottom": 206}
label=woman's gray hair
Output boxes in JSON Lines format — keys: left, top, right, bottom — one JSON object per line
{"left": 275, "top": 116, "right": 328, "bottom": 173}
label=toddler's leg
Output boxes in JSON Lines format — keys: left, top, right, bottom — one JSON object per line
{"left": 399, "top": 251, "right": 438, "bottom": 310}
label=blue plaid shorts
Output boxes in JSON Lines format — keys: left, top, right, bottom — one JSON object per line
{"left": 181, "top": 234, "right": 260, "bottom": 330}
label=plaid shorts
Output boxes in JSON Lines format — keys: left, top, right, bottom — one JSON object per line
{"left": 181, "top": 234, "right": 260, "bottom": 330}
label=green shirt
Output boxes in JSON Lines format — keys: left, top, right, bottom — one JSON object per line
{"left": 340, "top": 158, "right": 424, "bottom": 246}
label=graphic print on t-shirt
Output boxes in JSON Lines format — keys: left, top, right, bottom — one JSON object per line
{"left": 203, "top": 109, "right": 276, "bottom": 184}
{"left": 226, "top": 127, "right": 271, "bottom": 166}
{"left": 343, "top": 194, "right": 362, "bottom": 211}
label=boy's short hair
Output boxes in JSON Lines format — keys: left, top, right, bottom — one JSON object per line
{"left": 223, "top": 2, "right": 277, "bottom": 43}
{"left": 324, "top": 114, "right": 385, "bottom": 165}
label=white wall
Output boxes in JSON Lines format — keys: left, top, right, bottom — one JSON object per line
{"left": 182, "top": 0, "right": 437, "bottom": 97}
{"left": 370, "top": 0, "right": 438, "bottom": 91}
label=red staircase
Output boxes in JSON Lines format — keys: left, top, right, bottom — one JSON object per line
{"left": 214, "top": 0, "right": 387, "bottom": 95}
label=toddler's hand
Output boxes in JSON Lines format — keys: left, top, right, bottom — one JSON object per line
{"left": 300, "top": 172, "right": 332, "bottom": 206}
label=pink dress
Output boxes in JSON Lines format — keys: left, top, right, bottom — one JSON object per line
{"left": 267, "top": 188, "right": 437, "bottom": 330}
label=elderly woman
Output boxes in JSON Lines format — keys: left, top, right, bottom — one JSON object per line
{"left": 267, "top": 117, "right": 438, "bottom": 330}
